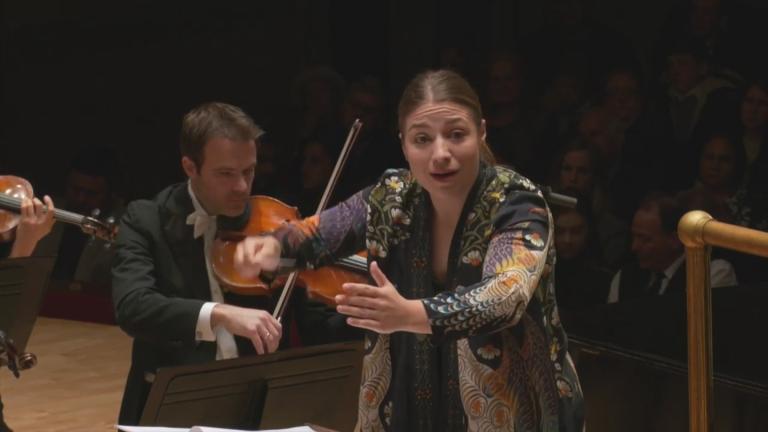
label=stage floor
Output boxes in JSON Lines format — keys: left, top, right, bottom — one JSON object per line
{"left": 1, "top": 317, "right": 131, "bottom": 431}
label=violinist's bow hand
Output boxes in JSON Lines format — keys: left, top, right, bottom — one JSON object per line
{"left": 234, "top": 235, "right": 282, "bottom": 279}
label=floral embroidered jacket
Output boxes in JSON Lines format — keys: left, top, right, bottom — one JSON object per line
{"left": 272, "top": 164, "right": 584, "bottom": 432}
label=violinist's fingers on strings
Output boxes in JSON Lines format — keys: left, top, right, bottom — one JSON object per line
{"left": 20, "top": 197, "right": 33, "bottom": 218}
{"left": 32, "top": 197, "right": 44, "bottom": 217}
{"left": 235, "top": 240, "right": 245, "bottom": 265}
{"left": 42, "top": 195, "right": 54, "bottom": 217}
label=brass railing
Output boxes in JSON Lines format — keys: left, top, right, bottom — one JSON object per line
{"left": 678, "top": 211, "right": 768, "bottom": 432}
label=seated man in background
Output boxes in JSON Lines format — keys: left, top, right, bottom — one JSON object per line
{"left": 607, "top": 193, "right": 737, "bottom": 303}
{"left": 33, "top": 146, "right": 124, "bottom": 292}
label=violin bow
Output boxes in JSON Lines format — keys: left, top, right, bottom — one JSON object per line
{"left": 272, "top": 119, "right": 363, "bottom": 320}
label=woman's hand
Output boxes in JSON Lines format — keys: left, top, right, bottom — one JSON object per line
{"left": 335, "top": 261, "right": 431, "bottom": 335}
{"left": 234, "top": 235, "right": 282, "bottom": 279}
{"left": 10, "top": 196, "right": 55, "bottom": 258}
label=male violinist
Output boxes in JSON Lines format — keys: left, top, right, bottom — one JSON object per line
{"left": 112, "top": 102, "right": 355, "bottom": 425}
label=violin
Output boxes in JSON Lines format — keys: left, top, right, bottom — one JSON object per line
{"left": 0, "top": 330, "right": 36, "bottom": 378}
{"left": 211, "top": 120, "right": 368, "bottom": 319}
{"left": 0, "top": 175, "right": 118, "bottom": 242}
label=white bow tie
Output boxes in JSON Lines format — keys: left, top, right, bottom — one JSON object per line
{"left": 186, "top": 211, "right": 215, "bottom": 239}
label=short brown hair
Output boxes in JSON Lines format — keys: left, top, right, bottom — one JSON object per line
{"left": 637, "top": 192, "right": 685, "bottom": 235}
{"left": 398, "top": 69, "right": 495, "bottom": 164}
{"left": 180, "top": 102, "right": 264, "bottom": 168}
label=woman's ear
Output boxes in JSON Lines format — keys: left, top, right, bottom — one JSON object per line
{"left": 480, "top": 119, "right": 487, "bottom": 143}
{"left": 399, "top": 132, "right": 408, "bottom": 163}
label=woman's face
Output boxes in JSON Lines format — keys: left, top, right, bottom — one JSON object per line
{"left": 401, "top": 101, "right": 483, "bottom": 199}
{"left": 555, "top": 210, "right": 588, "bottom": 260}
{"left": 487, "top": 58, "right": 522, "bottom": 106}
{"left": 604, "top": 72, "right": 640, "bottom": 125}
{"left": 699, "top": 136, "right": 736, "bottom": 189}
{"left": 559, "top": 149, "right": 594, "bottom": 195}
{"left": 740, "top": 85, "right": 768, "bottom": 131}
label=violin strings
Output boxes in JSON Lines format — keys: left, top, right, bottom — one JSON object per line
{"left": 0, "top": 192, "right": 104, "bottom": 230}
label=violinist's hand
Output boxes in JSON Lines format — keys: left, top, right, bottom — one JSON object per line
{"left": 234, "top": 235, "right": 282, "bottom": 279}
{"left": 211, "top": 304, "right": 282, "bottom": 355}
{"left": 335, "top": 261, "right": 431, "bottom": 335}
{"left": 10, "top": 196, "right": 55, "bottom": 258}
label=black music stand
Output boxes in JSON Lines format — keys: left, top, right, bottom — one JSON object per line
{"left": 140, "top": 341, "right": 364, "bottom": 431}
{"left": 0, "top": 256, "right": 55, "bottom": 353}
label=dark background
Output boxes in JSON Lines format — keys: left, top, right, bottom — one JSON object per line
{"left": 2, "top": 0, "right": 766, "bottom": 198}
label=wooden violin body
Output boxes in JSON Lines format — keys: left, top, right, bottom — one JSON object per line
{"left": 211, "top": 195, "right": 368, "bottom": 305}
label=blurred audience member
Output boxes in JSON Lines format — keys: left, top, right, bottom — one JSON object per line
{"left": 729, "top": 146, "right": 768, "bottom": 231}
{"left": 33, "top": 146, "right": 124, "bottom": 291}
{"left": 735, "top": 80, "right": 768, "bottom": 178}
{"left": 554, "top": 204, "right": 612, "bottom": 311}
{"left": 524, "top": 0, "right": 639, "bottom": 94}
{"left": 554, "top": 142, "right": 629, "bottom": 268}
{"left": 335, "top": 76, "right": 402, "bottom": 199}
{"left": 282, "top": 135, "right": 336, "bottom": 217}
{"left": 726, "top": 146, "right": 768, "bottom": 284}
{"left": 578, "top": 105, "right": 652, "bottom": 221}
{"left": 608, "top": 193, "right": 737, "bottom": 303}
{"left": 251, "top": 135, "right": 281, "bottom": 195}
{"left": 482, "top": 51, "right": 538, "bottom": 177}
{"left": 289, "top": 65, "right": 347, "bottom": 149}
{"left": 660, "top": 37, "right": 737, "bottom": 190}
{"left": 678, "top": 133, "right": 745, "bottom": 221}
{"left": 535, "top": 65, "right": 590, "bottom": 160}
{"left": 656, "top": 0, "right": 764, "bottom": 79}
{"left": 601, "top": 67, "right": 671, "bottom": 187}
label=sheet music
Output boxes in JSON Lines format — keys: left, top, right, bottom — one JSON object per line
{"left": 192, "top": 427, "right": 313, "bottom": 432}
{"left": 117, "top": 427, "right": 188, "bottom": 432}
{"left": 117, "top": 425, "right": 314, "bottom": 432}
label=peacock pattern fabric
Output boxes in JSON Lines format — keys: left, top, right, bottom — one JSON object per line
{"left": 272, "top": 164, "right": 584, "bottom": 431}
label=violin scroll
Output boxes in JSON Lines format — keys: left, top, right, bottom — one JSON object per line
{"left": 80, "top": 214, "right": 119, "bottom": 243}
{"left": 0, "top": 330, "right": 37, "bottom": 378}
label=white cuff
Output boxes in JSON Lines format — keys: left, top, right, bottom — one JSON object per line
{"left": 195, "top": 302, "right": 218, "bottom": 341}
{"left": 606, "top": 271, "right": 621, "bottom": 304}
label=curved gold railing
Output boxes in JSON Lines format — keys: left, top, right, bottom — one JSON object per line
{"left": 678, "top": 211, "right": 768, "bottom": 432}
